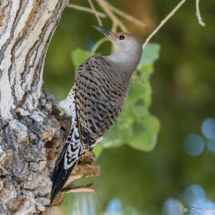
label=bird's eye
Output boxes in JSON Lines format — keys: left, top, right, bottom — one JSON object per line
{"left": 119, "top": 35, "right": 125, "bottom": 40}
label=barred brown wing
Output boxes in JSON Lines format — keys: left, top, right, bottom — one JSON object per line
{"left": 75, "top": 56, "right": 128, "bottom": 140}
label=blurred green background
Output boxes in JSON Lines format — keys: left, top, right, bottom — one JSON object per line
{"left": 44, "top": 0, "right": 215, "bottom": 214}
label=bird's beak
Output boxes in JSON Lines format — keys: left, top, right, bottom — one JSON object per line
{"left": 92, "top": 25, "right": 114, "bottom": 41}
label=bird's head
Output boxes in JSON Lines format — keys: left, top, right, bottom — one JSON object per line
{"left": 93, "top": 25, "right": 142, "bottom": 55}
{"left": 93, "top": 25, "right": 142, "bottom": 81}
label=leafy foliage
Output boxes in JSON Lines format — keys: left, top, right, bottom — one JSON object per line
{"left": 71, "top": 43, "right": 161, "bottom": 156}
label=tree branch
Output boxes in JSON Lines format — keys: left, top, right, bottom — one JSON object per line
{"left": 97, "top": 0, "right": 128, "bottom": 32}
{"left": 196, "top": 0, "right": 205, "bottom": 27}
{"left": 143, "top": 0, "right": 187, "bottom": 49}
{"left": 88, "top": 0, "right": 103, "bottom": 26}
{"left": 105, "top": 2, "right": 147, "bottom": 29}
{"left": 66, "top": 3, "right": 106, "bottom": 18}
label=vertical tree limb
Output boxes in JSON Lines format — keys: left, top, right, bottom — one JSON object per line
{"left": 0, "top": 0, "right": 100, "bottom": 214}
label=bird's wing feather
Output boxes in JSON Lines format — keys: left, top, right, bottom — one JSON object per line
{"left": 75, "top": 55, "right": 128, "bottom": 140}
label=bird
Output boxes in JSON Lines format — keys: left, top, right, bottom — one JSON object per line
{"left": 50, "top": 25, "right": 143, "bottom": 203}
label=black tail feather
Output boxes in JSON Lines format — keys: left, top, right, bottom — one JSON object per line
{"left": 51, "top": 143, "right": 68, "bottom": 183}
{"left": 50, "top": 143, "right": 77, "bottom": 204}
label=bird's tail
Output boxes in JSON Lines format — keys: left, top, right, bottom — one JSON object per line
{"left": 50, "top": 121, "right": 84, "bottom": 203}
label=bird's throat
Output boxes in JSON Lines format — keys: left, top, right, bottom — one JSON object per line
{"left": 103, "top": 52, "right": 140, "bottom": 82}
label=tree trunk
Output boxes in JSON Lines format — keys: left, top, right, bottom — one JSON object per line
{"left": 0, "top": 1, "right": 100, "bottom": 214}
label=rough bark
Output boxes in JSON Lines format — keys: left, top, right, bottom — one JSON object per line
{"left": 0, "top": 0, "right": 100, "bottom": 214}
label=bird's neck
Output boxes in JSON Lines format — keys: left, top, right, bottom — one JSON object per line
{"left": 103, "top": 51, "right": 140, "bottom": 83}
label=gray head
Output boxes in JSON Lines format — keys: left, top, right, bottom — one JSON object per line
{"left": 93, "top": 26, "right": 142, "bottom": 82}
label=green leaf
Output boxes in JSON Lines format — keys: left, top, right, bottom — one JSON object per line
{"left": 128, "top": 115, "right": 160, "bottom": 151}
{"left": 140, "top": 43, "right": 160, "bottom": 66}
{"left": 101, "top": 112, "right": 134, "bottom": 149}
{"left": 124, "top": 206, "right": 139, "bottom": 215}
{"left": 93, "top": 144, "right": 103, "bottom": 158}
{"left": 127, "top": 64, "right": 153, "bottom": 108}
{"left": 129, "top": 43, "right": 160, "bottom": 108}
{"left": 71, "top": 48, "right": 93, "bottom": 70}
{"left": 134, "top": 105, "right": 149, "bottom": 118}
{"left": 127, "top": 79, "right": 146, "bottom": 105}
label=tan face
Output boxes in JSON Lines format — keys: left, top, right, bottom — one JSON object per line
{"left": 110, "top": 32, "right": 135, "bottom": 52}
{"left": 93, "top": 25, "right": 142, "bottom": 54}
{"left": 112, "top": 33, "right": 133, "bottom": 41}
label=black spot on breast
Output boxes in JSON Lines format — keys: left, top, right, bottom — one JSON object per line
{"left": 105, "top": 61, "right": 111, "bottom": 67}
{"left": 100, "top": 103, "right": 105, "bottom": 108}
{"left": 108, "top": 109, "right": 113, "bottom": 114}
{"left": 91, "top": 94, "right": 98, "bottom": 99}
{"left": 111, "top": 90, "right": 117, "bottom": 95}
{"left": 105, "top": 89, "right": 110, "bottom": 95}
{"left": 90, "top": 126, "right": 96, "bottom": 133}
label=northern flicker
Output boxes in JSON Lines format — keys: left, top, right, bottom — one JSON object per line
{"left": 51, "top": 26, "right": 142, "bottom": 203}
